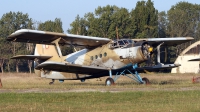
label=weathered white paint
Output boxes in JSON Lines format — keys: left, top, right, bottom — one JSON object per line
{"left": 66, "top": 49, "right": 88, "bottom": 64}
{"left": 171, "top": 41, "right": 200, "bottom": 73}
{"left": 113, "top": 46, "right": 140, "bottom": 58}
{"left": 44, "top": 71, "right": 67, "bottom": 79}
{"left": 171, "top": 55, "right": 200, "bottom": 73}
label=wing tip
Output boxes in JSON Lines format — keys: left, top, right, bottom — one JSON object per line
{"left": 185, "top": 37, "right": 194, "bottom": 40}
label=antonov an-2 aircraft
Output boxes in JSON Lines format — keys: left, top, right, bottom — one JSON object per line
{"left": 7, "top": 29, "right": 193, "bottom": 86}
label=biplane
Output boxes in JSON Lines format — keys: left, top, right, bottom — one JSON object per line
{"left": 7, "top": 29, "right": 193, "bottom": 85}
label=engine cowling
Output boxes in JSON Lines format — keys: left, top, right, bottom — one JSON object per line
{"left": 127, "top": 42, "right": 152, "bottom": 64}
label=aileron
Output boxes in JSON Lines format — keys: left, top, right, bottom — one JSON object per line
{"left": 132, "top": 37, "right": 193, "bottom": 46}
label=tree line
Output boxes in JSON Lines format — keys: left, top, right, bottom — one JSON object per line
{"left": 0, "top": 0, "right": 200, "bottom": 73}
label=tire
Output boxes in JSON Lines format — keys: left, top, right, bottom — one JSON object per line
{"left": 49, "top": 82, "right": 54, "bottom": 85}
{"left": 142, "top": 77, "right": 150, "bottom": 85}
{"left": 105, "top": 78, "right": 115, "bottom": 86}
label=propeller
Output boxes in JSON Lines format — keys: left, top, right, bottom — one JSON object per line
{"left": 142, "top": 43, "right": 153, "bottom": 66}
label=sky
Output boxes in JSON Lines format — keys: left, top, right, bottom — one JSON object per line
{"left": 1, "top": 0, "right": 200, "bottom": 33}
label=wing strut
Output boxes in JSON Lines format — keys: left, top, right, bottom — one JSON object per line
{"left": 61, "top": 38, "right": 78, "bottom": 52}
{"left": 51, "top": 38, "right": 62, "bottom": 58}
{"left": 157, "top": 42, "right": 164, "bottom": 65}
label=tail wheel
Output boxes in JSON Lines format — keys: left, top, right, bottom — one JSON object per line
{"left": 142, "top": 77, "right": 150, "bottom": 85}
{"left": 105, "top": 78, "right": 115, "bottom": 86}
{"left": 49, "top": 79, "right": 55, "bottom": 85}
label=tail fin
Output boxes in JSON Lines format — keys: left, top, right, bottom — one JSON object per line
{"left": 34, "top": 44, "right": 60, "bottom": 61}
{"left": 34, "top": 44, "right": 61, "bottom": 77}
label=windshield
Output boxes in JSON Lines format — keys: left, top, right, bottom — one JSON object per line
{"left": 110, "top": 39, "right": 133, "bottom": 48}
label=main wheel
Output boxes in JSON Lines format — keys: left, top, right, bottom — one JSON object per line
{"left": 105, "top": 78, "right": 115, "bottom": 86}
{"left": 80, "top": 79, "right": 85, "bottom": 82}
{"left": 142, "top": 77, "right": 150, "bottom": 85}
{"left": 59, "top": 79, "right": 64, "bottom": 83}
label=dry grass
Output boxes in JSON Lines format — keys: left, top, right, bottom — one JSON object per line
{"left": 1, "top": 73, "right": 200, "bottom": 112}
{"left": 0, "top": 72, "right": 200, "bottom": 90}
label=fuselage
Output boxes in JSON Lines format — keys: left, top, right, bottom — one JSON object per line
{"left": 66, "top": 39, "right": 148, "bottom": 69}
{"left": 34, "top": 39, "right": 150, "bottom": 80}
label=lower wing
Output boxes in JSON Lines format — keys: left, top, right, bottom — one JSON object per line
{"left": 135, "top": 63, "right": 180, "bottom": 73}
{"left": 35, "top": 61, "right": 180, "bottom": 79}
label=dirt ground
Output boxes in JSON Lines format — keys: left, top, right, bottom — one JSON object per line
{"left": 0, "top": 72, "right": 200, "bottom": 93}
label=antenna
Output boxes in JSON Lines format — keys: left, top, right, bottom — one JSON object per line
{"left": 116, "top": 26, "right": 119, "bottom": 40}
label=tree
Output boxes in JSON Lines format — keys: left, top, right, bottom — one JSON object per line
{"left": 167, "top": 2, "right": 200, "bottom": 62}
{"left": 68, "top": 5, "right": 133, "bottom": 39}
{"left": 130, "top": 0, "right": 158, "bottom": 38}
{"left": 0, "top": 37, "right": 8, "bottom": 73}
{"left": 167, "top": 2, "right": 200, "bottom": 37}
{"left": 109, "top": 8, "right": 132, "bottom": 39}
{"left": 158, "top": 11, "right": 169, "bottom": 64}
{"left": 89, "top": 5, "right": 120, "bottom": 38}
{"left": 38, "top": 18, "right": 63, "bottom": 33}
{"left": 158, "top": 11, "right": 167, "bottom": 38}
{"left": 68, "top": 15, "right": 87, "bottom": 35}
{"left": 0, "top": 11, "right": 33, "bottom": 73}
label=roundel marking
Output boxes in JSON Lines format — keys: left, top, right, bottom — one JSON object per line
{"left": 45, "top": 45, "right": 49, "bottom": 49}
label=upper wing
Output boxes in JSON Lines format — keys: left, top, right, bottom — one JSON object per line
{"left": 7, "top": 29, "right": 111, "bottom": 48}
{"left": 132, "top": 37, "right": 193, "bottom": 47}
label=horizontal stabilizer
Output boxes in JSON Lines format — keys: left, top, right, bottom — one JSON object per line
{"left": 188, "top": 58, "right": 200, "bottom": 61}
{"left": 11, "top": 55, "right": 52, "bottom": 60}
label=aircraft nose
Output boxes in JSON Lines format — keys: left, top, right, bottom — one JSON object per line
{"left": 141, "top": 43, "right": 152, "bottom": 60}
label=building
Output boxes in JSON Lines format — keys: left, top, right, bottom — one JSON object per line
{"left": 171, "top": 41, "right": 200, "bottom": 73}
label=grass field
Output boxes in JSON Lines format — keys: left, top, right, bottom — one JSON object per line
{"left": 0, "top": 73, "right": 200, "bottom": 112}
{"left": 0, "top": 91, "right": 200, "bottom": 112}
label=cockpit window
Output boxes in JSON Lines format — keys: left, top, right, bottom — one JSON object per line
{"left": 110, "top": 39, "right": 133, "bottom": 49}
{"left": 128, "top": 40, "right": 133, "bottom": 44}
{"left": 118, "top": 40, "right": 125, "bottom": 46}
{"left": 123, "top": 40, "right": 129, "bottom": 45}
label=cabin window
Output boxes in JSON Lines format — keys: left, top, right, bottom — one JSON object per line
{"left": 104, "top": 52, "right": 107, "bottom": 57}
{"left": 99, "top": 54, "right": 102, "bottom": 58}
{"left": 128, "top": 39, "right": 133, "bottom": 44}
{"left": 123, "top": 40, "right": 129, "bottom": 45}
{"left": 118, "top": 40, "right": 125, "bottom": 46}
{"left": 95, "top": 55, "right": 98, "bottom": 59}
{"left": 90, "top": 56, "right": 93, "bottom": 60}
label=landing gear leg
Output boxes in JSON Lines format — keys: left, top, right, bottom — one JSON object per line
{"left": 105, "top": 69, "right": 115, "bottom": 86}
{"left": 49, "top": 79, "right": 55, "bottom": 85}
{"left": 105, "top": 64, "right": 151, "bottom": 86}
{"left": 113, "top": 64, "right": 150, "bottom": 85}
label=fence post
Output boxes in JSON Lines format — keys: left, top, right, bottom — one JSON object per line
{"left": 0, "top": 78, "right": 2, "bottom": 88}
